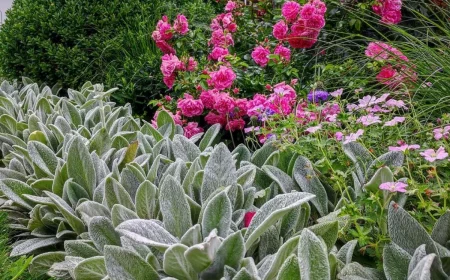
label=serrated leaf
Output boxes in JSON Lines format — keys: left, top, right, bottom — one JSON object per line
{"left": 244, "top": 192, "right": 315, "bottom": 250}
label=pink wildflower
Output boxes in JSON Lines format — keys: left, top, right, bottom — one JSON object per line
{"left": 389, "top": 144, "right": 420, "bottom": 152}
{"left": 330, "top": 88, "right": 343, "bottom": 97}
{"left": 281, "top": 1, "right": 301, "bottom": 22}
{"left": 306, "top": 125, "right": 322, "bottom": 134}
{"left": 343, "top": 129, "right": 364, "bottom": 144}
{"left": 357, "top": 114, "right": 382, "bottom": 126}
{"left": 379, "top": 181, "right": 408, "bottom": 193}
{"left": 225, "top": 1, "right": 237, "bottom": 12}
{"left": 274, "top": 45, "right": 291, "bottom": 62}
{"left": 384, "top": 116, "right": 405, "bottom": 127}
{"left": 420, "top": 146, "right": 449, "bottom": 162}
{"left": 433, "top": 126, "right": 450, "bottom": 140}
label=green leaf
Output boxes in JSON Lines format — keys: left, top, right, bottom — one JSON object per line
{"left": 74, "top": 256, "right": 107, "bottom": 280}
{"left": 185, "top": 230, "right": 221, "bottom": 273}
{"left": 0, "top": 178, "right": 35, "bottom": 210}
{"left": 298, "top": 229, "right": 330, "bottom": 280}
{"left": 364, "top": 167, "right": 394, "bottom": 193}
{"left": 89, "top": 217, "right": 121, "bottom": 253}
{"left": 104, "top": 245, "right": 160, "bottom": 280}
{"left": 44, "top": 191, "right": 86, "bottom": 235}
{"left": 104, "top": 177, "right": 135, "bottom": 211}
{"left": 262, "top": 165, "right": 296, "bottom": 193}
{"left": 160, "top": 175, "right": 192, "bottom": 238}
{"left": 173, "top": 134, "right": 201, "bottom": 162}
{"left": 251, "top": 142, "right": 277, "bottom": 168}
{"left": 201, "top": 143, "right": 236, "bottom": 204}
{"left": 431, "top": 211, "right": 450, "bottom": 246}
{"left": 263, "top": 236, "right": 300, "bottom": 280}
{"left": 119, "top": 141, "right": 139, "bottom": 170}
{"left": 157, "top": 110, "right": 175, "bottom": 138}
{"left": 337, "top": 240, "right": 358, "bottom": 264}
{"left": 202, "top": 191, "right": 232, "bottom": 238}
{"left": 292, "top": 156, "right": 328, "bottom": 216}
{"left": 62, "top": 99, "right": 82, "bottom": 127}
{"left": 135, "top": 181, "right": 158, "bottom": 220}
{"left": 408, "top": 254, "right": 436, "bottom": 280}
{"left": 28, "top": 141, "right": 58, "bottom": 176}
{"left": 383, "top": 242, "right": 411, "bottom": 280}
{"left": 10, "top": 237, "right": 61, "bottom": 257}
{"left": 64, "top": 240, "right": 101, "bottom": 258}
{"left": 111, "top": 204, "right": 139, "bottom": 227}
{"left": 67, "top": 136, "right": 96, "bottom": 197}
{"left": 308, "top": 221, "right": 339, "bottom": 252}
{"left": 89, "top": 128, "right": 112, "bottom": 156}
{"left": 29, "top": 252, "right": 66, "bottom": 278}
{"left": 244, "top": 192, "right": 315, "bottom": 250}
{"left": 199, "top": 124, "right": 221, "bottom": 151}
{"left": 163, "top": 244, "right": 198, "bottom": 280}
{"left": 276, "top": 255, "right": 300, "bottom": 280}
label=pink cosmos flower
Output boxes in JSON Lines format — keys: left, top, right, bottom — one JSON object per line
{"left": 225, "top": 1, "right": 237, "bottom": 12}
{"left": 343, "top": 129, "right": 364, "bottom": 144}
{"left": 433, "top": 126, "right": 450, "bottom": 140}
{"left": 306, "top": 125, "right": 322, "bottom": 134}
{"left": 330, "top": 88, "right": 343, "bottom": 97}
{"left": 274, "top": 45, "right": 291, "bottom": 62}
{"left": 174, "top": 14, "right": 189, "bottom": 35}
{"left": 251, "top": 46, "right": 271, "bottom": 67}
{"left": 273, "top": 20, "right": 288, "bottom": 40}
{"left": 379, "top": 181, "right": 408, "bottom": 193}
{"left": 281, "top": 1, "right": 301, "bottom": 22}
{"left": 420, "top": 146, "right": 449, "bottom": 162}
{"left": 209, "top": 66, "right": 236, "bottom": 90}
{"left": 184, "top": 122, "right": 204, "bottom": 139}
{"left": 384, "top": 116, "right": 405, "bottom": 127}
{"left": 244, "top": 211, "right": 256, "bottom": 227}
{"left": 389, "top": 144, "right": 420, "bottom": 152}
{"left": 177, "top": 93, "right": 204, "bottom": 117}
{"left": 357, "top": 114, "right": 382, "bottom": 126}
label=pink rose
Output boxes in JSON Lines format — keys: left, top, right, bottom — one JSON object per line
{"left": 273, "top": 20, "right": 288, "bottom": 40}
{"left": 174, "top": 14, "right": 189, "bottom": 35}
{"left": 274, "top": 45, "right": 291, "bottom": 62}
{"left": 177, "top": 93, "right": 204, "bottom": 117}
{"left": 155, "top": 40, "right": 176, "bottom": 54}
{"left": 225, "top": 1, "right": 237, "bottom": 12}
{"left": 160, "top": 54, "right": 181, "bottom": 77}
{"left": 209, "top": 66, "right": 236, "bottom": 90}
{"left": 200, "top": 89, "right": 218, "bottom": 109}
{"left": 214, "top": 92, "right": 235, "bottom": 114}
{"left": 184, "top": 122, "right": 204, "bottom": 139}
{"left": 226, "top": 118, "right": 246, "bottom": 131}
{"left": 209, "top": 47, "right": 229, "bottom": 60}
{"left": 300, "top": 4, "right": 316, "bottom": 20}
{"left": 251, "top": 46, "right": 270, "bottom": 67}
{"left": 282, "top": 1, "right": 301, "bottom": 22}
{"left": 205, "top": 112, "right": 227, "bottom": 126}
{"left": 156, "top": 20, "right": 173, "bottom": 41}
{"left": 187, "top": 57, "right": 197, "bottom": 71}
{"left": 163, "top": 74, "right": 176, "bottom": 89}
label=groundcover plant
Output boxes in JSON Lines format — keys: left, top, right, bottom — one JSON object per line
{"left": 0, "top": 77, "right": 449, "bottom": 279}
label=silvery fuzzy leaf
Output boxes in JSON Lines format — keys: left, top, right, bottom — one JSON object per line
{"left": 191, "top": 170, "right": 204, "bottom": 204}
{"left": 364, "top": 166, "right": 394, "bottom": 194}
{"left": 367, "top": 151, "right": 404, "bottom": 176}
{"left": 263, "top": 236, "right": 300, "bottom": 280}
{"left": 276, "top": 254, "right": 300, "bottom": 280}
{"left": 64, "top": 240, "right": 101, "bottom": 258}
{"left": 343, "top": 142, "right": 372, "bottom": 184}
{"left": 408, "top": 254, "right": 436, "bottom": 280}
{"left": 135, "top": 180, "right": 158, "bottom": 220}
{"left": 253, "top": 166, "right": 273, "bottom": 190}
{"left": 337, "top": 240, "right": 358, "bottom": 265}
{"left": 188, "top": 132, "right": 204, "bottom": 144}
{"left": 29, "top": 251, "right": 67, "bottom": 278}
{"left": 89, "top": 128, "right": 112, "bottom": 156}
{"left": 408, "top": 245, "right": 427, "bottom": 275}
{"left": 262, "top": 165, "right": 296, "bottom": 194}
{"left": 120, "top": 165, "right": 146, "bottom": 202}
{"left": 0, "top": 165, "right": 27, "bottom": 182}
{"left": 251, "top": 142, "right": 277, "bottom": 168}
{"left": 224, "top": 265, "right": 238, "bottom": 280}
{"left": 156, "top": 110, "right": 175, "bottom": 139}
{"left": 163, "top": 244, "right": 198, "bottom": 280}
{"left": 121, "top": 236, "right": 152, "bottom": 259}
{"left": 243, "top": 188, "right": 256, "bottom": 210}
{"left": 136, "top": 131, "right": 152, "bottom": 154}
{"left": 89, "top": 217, "right": 122, "bottom": 253}
{"left": 111, "top": 204, "right": 139, "bottom": 227}
{"left": 231, "top": 144, "right": 251, "bottom": 169}
{"left": 292, "top": 156, "right": 328, "bottom": 216}
{"left": 279, "top": 206, "right": 301, "bottom": 239}
{"left": 185, "top": 229, "right": 222, "bottom": 273}
{"left": 383, "top": 242, "right": 411, "bottom": 280}
{"left": 76, "top": 200, "right": 111, "bottom": 226}
{"left": 63, "top": 180, "right": 90, "bottom": 209}
{"left": 147, "top": 154, "right": 161, "bottom": 183}
{"left": 160, "top": 158, "right": 187, "bottom": 186}
{"left": 55, "top": 116, "right": 73, "bottom": 135}
{"left": 240, "top": 258, "right": 259, "bottom": 278}
{"left": 432, "top": 211, "right": 450, "bottom": 246}
{"left": 181, "top": 224, "right": 202, "bottom": 247}
{"left": 298, "top": 229, "right": 330, "bottom": 280}
{"left": 201, "top": 230, "right": 245, "bottom": 279}
{"left": 263, "top": 151, "right": 279, "bottom": 167}
{"left": 8, "top": 158, "right": 26, "bottom": 174}
{"left": 202, "top": 190, "right": 232, "bottom": 238}
{"left": 91, "top": 152, "right": 109, "bottom": 186}
{"left": 201, "top": 143, "right": 237, "bottom": 204}
{"left": 104, "top": 245, "right": 160, "bottom": 280}
{"left": 67, "top": 136, "right": 96, "bottom": 197}
{"left": 0, "top": 178, "right": 35, "bottom": 210}
{"left": 28, "top": 141, "right": 58, "bottom": 177}
{"left": 199, "top": 124, "right": 221, "bottom": 152}
{"left": 118, "top": 141, "right": 139, "bottom": 170}
{"left": 116, "top": 219, "right": 178, "bottom": 251}
{"left": 236, "top": 165, "right": 256, "bottom": 189}
{"left": 259, "top": 225, "right": 281, "bottom": 261}
{"left": 232, "top": 268, "right": 256, "bottom": 280}
{"left": 160, "top": 175, "right": 192, "bottom": 238}
{"left": 49, "top": 256, "right": 83, "bottom": 280}
{"left": 44, "top": 191, "right": 86, "bottom": 235}
{"left": 74, "top": 256, "right": 107, "bottom": 280}
{"left": 10, "top": 237, "right": 61, "bottom": 257}
{"left": 182, "top": 158, "right": 202, "bottom": 196}
{"left": 186, "top": 195, "right": 201, "bottom": 225}
{"left": 244, "top": 192, "right": 315, "bottom": 250}
{"left": 337, "top": 263, "right": 386, "bottom": 280}
{"left": 226, "top": 184, "right": 244, "bottom": 211}
{"left": 388, "top": 202, "right": 437, "bottom": 256}
{"left": 232, "top": 209, "right": 245, "bottom": 226}
{"left": 104, "top": 177, "right": 135, "bottom": 212}
{"left": 308, "top": 221, "right": 339, "bottom": 252}
{"left": 172, "top": 134, "right": 201, "bottom": 162}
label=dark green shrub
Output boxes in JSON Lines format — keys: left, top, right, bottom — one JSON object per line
{"left": 0, "top": 0, "right": 214, "bottom": 113}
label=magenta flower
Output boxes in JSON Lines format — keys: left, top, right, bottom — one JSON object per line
{"left": 379, "top": 181, "right": 408, "bottom": 193}
{"left": 389, "top": 144, "right": 420, "bottom": 152}
{"left": 420, "top": 146, "right": 449, "bottom": 162}
{"left": 251, "top": 46, "right": 271, "bottom": 67}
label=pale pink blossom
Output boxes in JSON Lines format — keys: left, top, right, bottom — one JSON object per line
{"left": 420, "top": 146, "right": 449, "bottom": 162}
{"left": 357, "top": 114, "right": 382, "bottom": 126}
{"left": 274, "top": 45, "right": 291, "bottom": 62}
{"left": 335, "top": 132, "right": 344, "bottom": 141}
{"left": 225, "top": 1, "right": 237, "bottom": 12}
{"left": 384, "top": 99, "right": 406, "bottom": 109}
{"left": 389, "top": 144, "right": 420, "bottom": 152}
{"left": 306, "top": 125, "right": 322, "bottom": 134}
{"left": 384, "top": 116, "right": 405, "bottom": 127}
{"left": 330, "top": 88, "right": 343, "bottom": 97}
{"left": 433, "top": 126, "right": 450, "bottom": 140}
{"left": 343, "top": 129, "right": 364, "bottom": 144}
{"left": 209, "top": 47, "right": 229, "bottom": 60}
{"left": 379, "top": 181, "right": 407, "bottom": 193}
